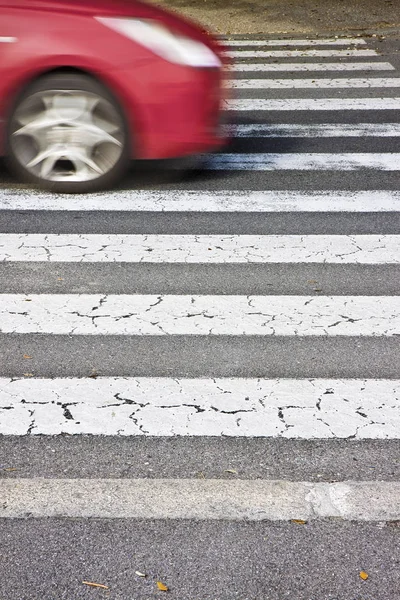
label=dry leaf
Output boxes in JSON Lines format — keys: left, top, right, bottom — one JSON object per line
{"left": 156, "top": 581, "right": 169, "bottom": 591}
{"left": 23, "top": 355, "right": 32, "bottom": 359}
{"left": 3, "top": 467, "right": 18, "bottom": 472}
{"left": 23, "top": 373, "right": 33, "bottom": 377}
{"left": 135, "top": 571, "right": 146, "bottom": 577}
{"left": 360, "top": 571, "right": 369, "bottom": 580}
{"left": 291, "top": 519, "right": 307, "bottom": 525}
{"left": 57, "top": 277, "right": 64, "bottom": 281}
{"left": 225, "top": 469, "right": 237, "bottom": 474}
{"left": 82, "top": 581, "right": 109, "bottom": 590}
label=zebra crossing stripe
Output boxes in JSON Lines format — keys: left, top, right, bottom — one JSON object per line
{"left": 232, "top": 62, "right": 395, "bottom": 72}
{"left": 1, "top": 234, "right": 399, "bottom": 264}
{"left": 226, "top": 38, "right": 367, "bottom": 46}
{"left": 227, "top": 77, "right": 400, "bottom": 89}
{"left": 208, "top": 153, "right": 400, "bottom": 171}
{"left": 225, "top": 98, "right": 400, "bottom": 110}
{"left": 226, "top": 123, "right": 400, "bottom": 137}
{"left": 226, "top": 49, "right": 378, "bottom": 58}
{"left": 0, "top": 190, "right": 398, "bottom": 212}
{"left": 0, "top": 295, "right": 398, "bottom": 336}
{"left": 0, "top": 377, "right": 398, "bottom": 437}
{"left": 1, "top": 479, "right": 399, "bottom": 520}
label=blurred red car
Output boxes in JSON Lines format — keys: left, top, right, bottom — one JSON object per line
{"left": 0, "top": 0, "right": 227, "bottom": 192}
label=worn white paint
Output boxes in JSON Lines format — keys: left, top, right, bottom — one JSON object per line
{"left": 0, "top": 36, "right": 17, "bottom": 43}
{"left": 225, "top": 97, "right": 400, "bottom": 110}
{"left": 209, "top": 153, "right": 400, "bottom": 171}
{"left": 0, "top": 295, "right": 398, "bottom": 336}
{"left": 0, "top": 377, "right": 398, "bottom": 437}
{"left": 227, "top": 38, "right": 367, "bottom": 46}
{"left": 0, "top": 190, "right": 398, "bottom": 212}
{"left": 226, "top": 123, "right": 400, "bottom": 137}
{"left": 1, "top": 234, "right": 399, "bottom": 264}
{"left": 232, "top": 62, "right": 395, "bottom": 72}
{"left": 227, "top": 77, "right": 400, "bottom": 89}
{"left": 226, "top": 49, "right": 378, "bottom": 58}
{"left": 1, "top": 478, "right": 400, "bottom": 521}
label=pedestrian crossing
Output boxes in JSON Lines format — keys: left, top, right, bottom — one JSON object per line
{"left": 1, "top": 233, "right": 398, "bottom": 262}
{"left": 209, "top": 152, "right": 400, "bottom": 169}
{"left": 233, "top": 62, "right": 395, "bottom": 71}
{"left": 0, "top": 35, "right": 399, "bottom": 525}
{"left": 0, "top": 189, "right": 398, "bottom": 211}
{"left": 226, "top": 49, "right": 379, "bottom": 57}
{"left": 225, "top": 98, "right": 400, "bottom": 110}
{"left": 226, "top": 37, "right": 368, "bottom": 46}
{"left": 227, "top": 77, "right": 400, "bottom": 88}
{"left": 1, "top": 293, "right": 398, "bottom": 335}
{"left": 1, "top": 377, "right": 398, "bottom": 437}
{"left": 228, "top": 123, "right": 400, "bottom": 137}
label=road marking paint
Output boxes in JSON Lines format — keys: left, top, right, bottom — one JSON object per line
{"left": 0, "top": 295, "right": 398, "bottom": 336}
{"left": 227, "top": 49, "right": 378, "bottom": 58}
{"left": 226, "top": 38, "right": 367, "bottom": 46}
{"left": 1, "top": 377, "right": 398, "bottom": 437}
{"left": 227, "top": 77, "right": 400, "bottom": 88}
{"left": 225, "top": 123, "right": 400, "bottom": 137}
{"left": 0, "top": 36, "right": 17, "bottom": 43}
{"left": 225, "top": 97, "right": 400, "bottom": 110}
{"left": 232, "top": 62, "right": 395, "bottom": 72}
{"left": 1, "top": 479, "right": 399, "bottom": 520}
{"left": 0, "top": 190, "right": 398, "bottom": 212}
{"left": 1, "top": 234, "right": 398, "bottom": 264}
{"left": 208, "top": 153, "right": 400, "bottom": 171}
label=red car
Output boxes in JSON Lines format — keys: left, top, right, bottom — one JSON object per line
{"left": 0, "top": 0, "right": 226, "bottom": 192}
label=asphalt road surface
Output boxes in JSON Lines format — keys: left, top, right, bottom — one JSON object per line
{"left": 0, "top": 34, "right": 399, "bottom": 599}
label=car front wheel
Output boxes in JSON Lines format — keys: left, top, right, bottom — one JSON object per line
{"left": 7, "top": 72, "right": 129, "bottom": 193}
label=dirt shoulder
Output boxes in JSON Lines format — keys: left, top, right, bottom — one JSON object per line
{"left": 150, "top": 0, "right": 399, "bottom": 36}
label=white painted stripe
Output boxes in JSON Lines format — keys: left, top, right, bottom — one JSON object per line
{"left": 0, "top": 295, "right": 398, "bottom": 336}
{"left": 227, "top": 77, "right": 400, "bottom": 89}
{"left": 1, "top": 234, "right": 399, "bottom": 264}
{"left": 208, "top": 153, "right": 400, "bottom": 171}
{"left": 227, "top": 38, "right": 367, "bottom": 46}
{"left": 1, "top": 479, "right": 399, "bottom": 521}
{"left": 1, "top": 377, "right": 398, "bottom": 438}
{"left": 0, "top": 190, "right": 398, "bottom": 212}
{"left": 0, "top": 36, "right": 17, "bottom": 43}
{"left": 225, "top": 97, "right": 400, "bottom": 110}
{"left": 226, "top": 123, "right": 400, "bottom": 137}
{"left": 233, "top": 62, "right": 395, "bottom": 72}
{"left": 227, "top": 49, "right": 378, "bottom": 58}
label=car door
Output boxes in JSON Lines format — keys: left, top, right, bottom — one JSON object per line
{"left": 0, "top": 8, "right": 22, "bottom": 153}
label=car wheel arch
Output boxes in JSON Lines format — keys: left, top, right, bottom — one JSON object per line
{"left": 2, "top": 65, "right": 141, "bottom": 159}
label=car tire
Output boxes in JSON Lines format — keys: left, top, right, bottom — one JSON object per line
{"left": 6, "top": 72, "right": 130, "bottom": 193}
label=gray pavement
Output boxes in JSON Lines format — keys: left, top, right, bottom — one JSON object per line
{"left": 1, "top": 436, "right": 400, "bottom": 480}
{"left": 2, "top": 263, "right": 400, "bottom": 295}
{"left": 1, "top": 519, "right": 399, "bottom": 600}
{"left": 1, "top": 334, "right": 399, "bottom": 378}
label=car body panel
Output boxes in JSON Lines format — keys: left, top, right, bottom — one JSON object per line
{"left": 0, "top": 0, "right": 227, "bottom": 159}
